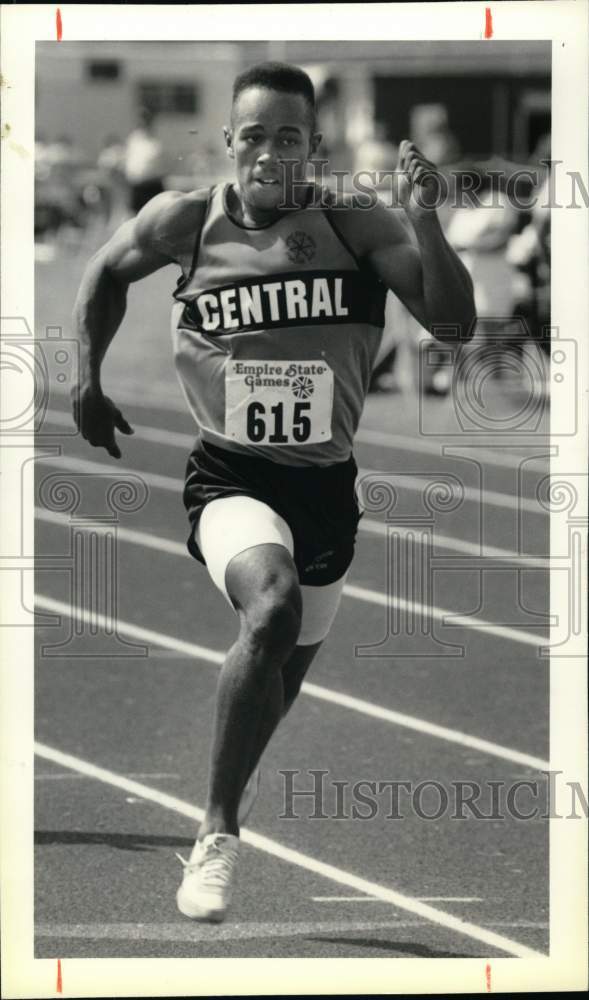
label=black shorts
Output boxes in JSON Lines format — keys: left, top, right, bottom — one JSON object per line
{"left": 183, "top": 438, "right": 362, "bottom": 586}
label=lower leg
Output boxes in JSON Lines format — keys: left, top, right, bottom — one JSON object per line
{"left": 198, "top": 635, "right": 287, "bottom": 840}
{"left": 240, "top": 641, "right": 323, "bottom": 786}
{"left": 198, "top": 545, "right": 302, "bottom": 840}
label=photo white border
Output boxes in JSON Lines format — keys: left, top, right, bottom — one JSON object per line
{"left": 1, "top": 2, "right": 587, "bottom": 996}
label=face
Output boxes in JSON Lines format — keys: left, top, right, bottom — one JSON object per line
{"left": 224, "top": 86, "right": 321, "bottom": 213}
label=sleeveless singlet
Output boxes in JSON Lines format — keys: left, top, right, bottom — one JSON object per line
{"left": 172, "top": 183, "right": 386, "bottom": 466}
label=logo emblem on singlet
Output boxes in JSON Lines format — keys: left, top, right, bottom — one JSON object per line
{"left": 286, "top": 230, "right": 316, "bottom": 264}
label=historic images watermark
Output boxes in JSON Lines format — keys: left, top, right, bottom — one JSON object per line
{"left": 274, "top": 159, "right": 589, "bottom": 212}
{"left": 278, "top": 769, "right": 588, "bottom": 822}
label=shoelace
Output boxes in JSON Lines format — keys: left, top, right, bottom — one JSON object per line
{"left": 176, "top": 840, "right": 238, "bottom": 888}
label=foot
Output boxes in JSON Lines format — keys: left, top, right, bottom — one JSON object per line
{"left": 176, "top": 833, "right": 239, "bottom": 922}
{"left": 237, "top": 765, "right": 261, "bottom": 826}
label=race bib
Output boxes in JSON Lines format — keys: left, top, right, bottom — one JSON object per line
{"left": 225, "top": 360, "right": 334, "bottom": 446}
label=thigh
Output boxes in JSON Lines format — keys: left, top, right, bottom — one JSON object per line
{"left": 299, "top": 573, "right": 348, "bottom": 645}
{"left": 196, "top": 494, "right": 295, "bottom": 607}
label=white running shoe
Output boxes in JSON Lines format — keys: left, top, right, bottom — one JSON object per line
{"left": 176, "top": 833, "right": 239, "bottom": 922}
{"left": 237, "top": 765, "right": 261, "bottom": 826}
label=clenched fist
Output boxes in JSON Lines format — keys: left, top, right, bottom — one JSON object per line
{"left": 397, "top": 140, "right": 441, "bottom": 218}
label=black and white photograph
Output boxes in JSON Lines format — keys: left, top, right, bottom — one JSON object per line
{"left": 1, "top": 3, "right": 587, "bottom": 996}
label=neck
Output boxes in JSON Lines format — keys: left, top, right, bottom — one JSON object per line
{"left": 232, "top": 181, "right": 311, "bottom": 227}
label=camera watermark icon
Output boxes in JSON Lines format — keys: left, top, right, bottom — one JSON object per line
{"left": 0, "top": 316, "right": 78, "bottom": 435}
{"left": 418, "top": 322, "right": 577, "bottom": 438}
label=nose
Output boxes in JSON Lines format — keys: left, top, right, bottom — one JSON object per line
{"left": 256, "top": 148, "right": 278, "bottom": 166}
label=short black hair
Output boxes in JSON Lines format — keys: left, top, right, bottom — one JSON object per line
{"left": 232, "top": 61, "right": 316, "bottom": 128}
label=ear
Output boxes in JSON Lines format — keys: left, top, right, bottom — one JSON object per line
{"left": 223, "top": 126, "right": 235, "bottom": 160}
{"left": 309, "top": 131, "right": 323, "bottom": 156}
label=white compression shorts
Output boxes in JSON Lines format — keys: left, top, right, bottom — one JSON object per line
{"left": 195, "top": 495, "right": 347, "bottom": 645}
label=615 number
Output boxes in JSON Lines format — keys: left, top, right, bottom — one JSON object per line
{"left": 247, "top": 401, "right": 311, "bottom": 443}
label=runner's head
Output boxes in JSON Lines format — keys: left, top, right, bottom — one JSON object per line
{"left": 224, "top": 62, "right": 322, "bottom": 211}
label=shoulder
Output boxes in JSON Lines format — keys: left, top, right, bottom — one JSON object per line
{"left": 135, "top": 187, "right": 212, "bottom": 259}
{"left": 320, "top": 186, "right": 414, "bottom": 259}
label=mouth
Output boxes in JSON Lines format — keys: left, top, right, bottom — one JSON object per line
{"left": 254, "top": 178, "right": 280, "bottom": 187}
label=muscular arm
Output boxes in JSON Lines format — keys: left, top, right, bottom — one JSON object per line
{"left": 75, "top": 214, "right": 169, "bottom": 388}
{"left": 72, "top": 190, "right": 206, "bottom": 457}
{"left": 335, "top": 142, "right": 476, "bottom": 342}
{"left": 366, "top": 204, "right": 476, "bottom": 340}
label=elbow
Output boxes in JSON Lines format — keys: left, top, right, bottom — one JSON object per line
{"left": 461, "top": 301, "right": 478, "bottom": 341}
{"left": 452, "top": 292, "right": 477, "bottom": 342}
{"left": 430, "top": 304, "right": 477, "bottom": 343}
{"left": 461, "top": 276, "right": 477, "bottom": 339}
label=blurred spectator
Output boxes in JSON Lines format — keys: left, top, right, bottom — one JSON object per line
{"left": 506, "top": 165, "right": 551, "bottom": 365}
{"left": 124, "top": 108, "right": 166, "bottom": 213}
{"left": 353, "top": 133, "right": 398, "bottom": 177}
{"left": 447, "top": 187, "right": 519, "bottom": 256}
{"left": 98, "top": 134, "right": 126, "bottom": 174}
{"left": 410, "top": 104, "right": 461, "bottom": 166}
{"left": 447, "top": 187, "right": 520, "bottom": 365}
{"left": 45, "top": 134, "right": 87, "bottom": 170}
{"left": 35, "top": 133, "right": 90, "bottom": 243}
{"left": 314, "top": 76, "right": 341, "bottom": 159}
{"left": 97, "top": 134, "right": 128, "bottom": 226}
{"left": 447, "top": 169, "right": 550, "bottom": 391}
{"left": 530, "top": 131, "right": 551, "bottom": 171}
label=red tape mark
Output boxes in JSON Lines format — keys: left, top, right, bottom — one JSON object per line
{"left": 56, "top": 8, "right": 62, "bottom": 42}
{"left": 56, "top": 959, "right": 63, "bottom": 994}
{"left": 484, "top": 7, "right": 493, "bottom": 39}
{"left": 485, "top": 962, "right": 492, "bottom": 992}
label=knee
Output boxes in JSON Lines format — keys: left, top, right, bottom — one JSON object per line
{"left": 242, "top": 572, "right": 302, "bottom": 657}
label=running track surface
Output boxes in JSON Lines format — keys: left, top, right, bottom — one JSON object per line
{"left": 33, "top": 248, "right": 550, "bottom": 963}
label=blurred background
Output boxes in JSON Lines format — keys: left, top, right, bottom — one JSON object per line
{"left": 35, "top": 40, "right": 551, "bottom": 410}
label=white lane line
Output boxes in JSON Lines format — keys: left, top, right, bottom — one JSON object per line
{"left": 356, "top": 467, "right": 543, "bottom": 515}
{"left": 312, "top": 896, "right": 484, "bottom": 902}
{"left": 359, "top": 517, "right": 548, "bottom": 567}
{"left": 35, "top": 502, "right": 549, "bottom": 567}
{"left": 36, "top": 450, "right": 546, "bottom": 517}
{"left": 354, "top": 425, "right": 550, "bottom": 471}
{"left": 37, "top": 453, "right": 182, "bottom": 494}
{"left": 35, "top": 508, "right": 547, "bottom": 646}
{"left": 34, "top": 594, "right": 549, "bottom": 772}
{"left": 342, "top": 584, "right": 544, "bottom": 648}
{"left": 35, "top": 771, "right": 180, "bottom": 780}
{"left": 43, "top": 407, "right": 550, "bottom": 472}
{"left": 33, "top": 741, "right": 546, "bottom": 959}
{"left": 300, "top": 682, "right": 548, "bottom": 770}
{"left": 418, "top": 898, "right": 484, "bottom": 902}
